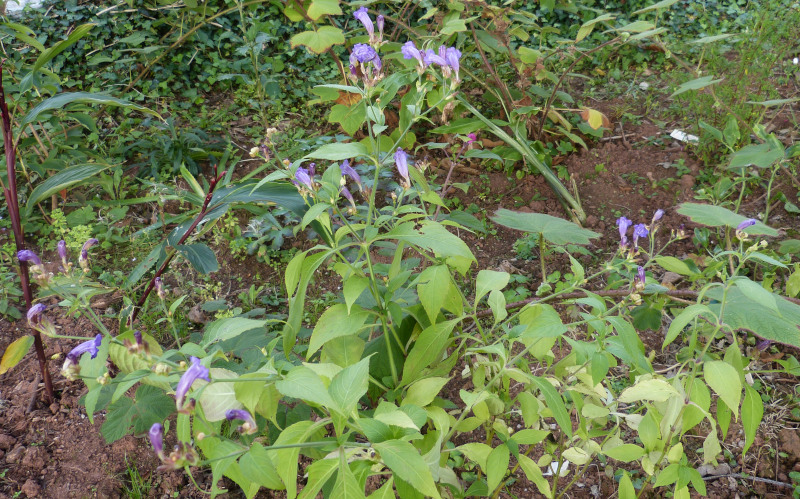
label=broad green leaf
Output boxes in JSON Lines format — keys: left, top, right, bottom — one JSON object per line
{"left": 196, "top": 437, "right": 242, "bottom": 496}
{"left": 108, "top": 330, "right": 166, "bottom": 388}
{"left": 576, "top": 13, "right": 615, "bottom": 42}
{"left": 671, "top": 76, "right": 723, "bottom": 97}
{"left": 707, "top": 287, "right": 800, "bottom": 347}
{"left": 618, "top": 20, "right": 655, "bottom": 32}
{"left": 519, "top": 304, "right": 567, "bottom": 340}
{"left": 298, "top": 459, "right": 338, "bottom": 499}
{"left": 343, "top": 276, "right": 369, "bottom": 313}
{"left": 234, "top": 375, "right": 280, "bottom": 422}
{"left": 176, "top": 243, "right": 219, "bottom": 274}
{"left": 21, "top": 92, "right": 158, "bottom": 127}
{"left": 689, "top": 33, "right": 736, "bottom": 44}
{"left": 475, "top": 270, "right": 510, "bottom": 305}
{"left": 458, "top": 442, "right": 492, "bottom": 469}
{"left": 664, "top": 304, "right": 713, "bottom": 348}
{"left": 418, "top": 265, "right": 454, "bottom": 323}
{"left": 654, "top": 256, "right": 698, "bottom": 277}
{"left": 728, "top": 142, "right": 784, "bottom": 170}
{"left": 305, "top": 142, "right": 368, "bottom": 161}
{"left": 124, "top": 241, "right": 165, "bottom": 289}
{"left": 402, "top": 377, "right": 449, "bottom": 408}
{"left": 197, "top": 368, "right": 243, "bottom": 421}
{"left": 26, "top": 163, "right": 113, "bottom": 215}
{"left": 632, "top": 0, "right": 679, "bottom": 14}
{"left": 530, "top": 377, "right": 572, "bottom": 438}
{"left": 329, "top": 356, "right": 371, "bottom": 415}
{"left": 517, "top": 454, "right": 551, "bottom": 497}
{"left": 603, "top": 444, "right": 645, "bottom": 463}
{"left": 392, "top": 222, "right": 476, "bottom": 274}
{"left": 329, "top": 102, "right": 367, "bottom": 136}
{"left": 308, "top": 304, "right": 371, "bottom": 358}
{"left": 374, "top": 440, "right": 441, "bottom": 498}
{"left": 491, "top": 209, "right": 599, "bottom": 245}
{"left": 401, "top": 319, "right": 458, "bottom": 385}
{"left": 202, "top": 318, "right": 267, "bottom": 347}
{"left": 367, "top": 477, "right": 395, "bottom": 499}
{"left": 276, "top": 366, "right": 337, "bottom": 408}
{"left": 741, "top": 384, "right": 763, "bottom": 455}
{"left": 733, "top": 277, "right": 777, "bottom": 313}
{"left": 704, "top": 361, "right": 741, "bottom": 418}
{"left": 676, "top": 203, "right": 778, "bottom": 236}
{"left": 486, "top": 445, "right": 510, "bottom": 493}
{"left": 101, "top": 385, "right": 173, "bottom": 443}
{"left": 488, "top": 290, "right": 507, "bottom": 324}
{"left": 619, "top": 379, "right": 680, "bottom": 403}
{"left": 307, "top": 0, "right": 341, "bottom": 19}
{"left": 0, "top": 335, "right": 34, "bottom": 375}
{"left": 240, "top": 443, "right": 284, "bottom": 490}
{"left": 31, "top": 23, "right": 95, "bottom": 74}
{"left": 290, "top": 26, "right": 345, "bottom": 54}
{"left": 332, "top": 459, "right": 366, "bottom": 498}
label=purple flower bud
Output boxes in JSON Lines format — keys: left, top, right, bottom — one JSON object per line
{"left": 226, "top": 409, "right": 258, "bottom": 435}
{"left": 402, "top": 41, "right": 425, "bottom": 68}
{"left": 294, "top": 167, "right": 313, "bottom": 191}
{"left": 376, "top": 15, "right": 384, "bottom": 39}
{"left": 341, "top": 186, "right": 355, "bottom": 206}
{"left": 154, "top": 277, "right": 165, "bottom": 300}
{"left": 17, "top": 249, "right": 42, "bottom": 266}
{"left": 633, "top": 223, "right": 649, "bottom": 248}
{"left": 308, "top": 162, "right": 316, "bottom": 178}
{"left": 58, "top": 240, "right": 68, "bottom": 262}
{"left": 616, "top": 217, "right": 632, "bottom": 246}
{"left": 340, "top": 160, "right": 361, "bottom": 186}
{"left": 423, "top": 48, "right": 447, "bottom": 68}
{"left": 466, "top": 133, "right": 477, "bottom": 144}
{"left": 134, "top": 330, "right": 143, "bottom": 346}
{"left": 445, "top": 46, "right": 462, "bottom": 81}
{"left": 652, "top": 209, "right": 664, "bottom": 223}
{"left": 736, "top": 219, "right": 757, "bottom": 231}
{"left": 149, "top": 423, "right": 164, "bottom": 458}
{"left": 175, "top": 356, "right": 210, "bottom": 411}
{"left": 27, "top": 303, "right": 47, "bottom": 326}
{"left": 66, "top": 334, "right": 102, "bottom": 363}
{"left": 81, "top": 238, "right": 99, "bottom": 253}
{"left": 756, "top": 339, "right": 771, "bottom": 351}
{"left": 78, "top": 238, "right": 99, "bottom": 271}
{"left": 636, "top": 266, "right": 646, "bottom": 290}
{"left": 394, "top": 148, "right": 410, "bottom": 185}
{"left": 353, "top": 6, "right": 374, "bottom": 41}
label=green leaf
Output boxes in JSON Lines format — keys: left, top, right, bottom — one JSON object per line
{"left": 704, "top": 361, "right": 741, "bottom": 418}
{"left": 517, "top": 454, "right": 551, "bottom": 497}
{"left": 676, "top": 203, "right": 778, "bottom": 236}
{"left": 21, "top": 92, "right": 158, "bottom": 127}
{"left": 124, "top": 241, "right": 165, "bottom": 289}
{"left": 373, "top": 440, "right": 441, "bottom": 498}
{"left": 529, "top": 377, "right": 572, "bottom": 438}
{"left": 689, "top": 33, "right": 736, "bottom": 44}
{"left": 401, "top": 319, "right": 458, "bottom": 386}
{"left": 519, "top": 304, "right": 567, "bottom": 340}
{"left": 733, "top": 277, "right": 778, "bottom": 313}
{"left": 274, "top": 421, "right": 325, "bottom": 499}
{"left": 202, "top": 318, "right": 266, "bottom": 347}
{"left": 475, "top": 270, "right": 510, "bottom": 305}
{"left": 488, "top": 290, "right": 507, "bottom": 324}
{"left": 305, "top": 142, "right": 369, "bottom": 161}
{"left": 671, "top": 76, "right": 723, "bottom": 97}
{"left": 486, "top": 445, "right": 510, "bottom": 493}
{"left": 728, "top": 142, "right": 785, "bottom": 170}
{"left": 654, "top": 256, "right": 699, "bottom": 277}
{"left": 664, "top": 304, "right": 713, "bottom": 349}
{"left": 290, "top": 26, "right": 345, "bottom": 54}
{"left": 329, "top": 102, "right": 367, "bottom": 136}
{"left": 239, "top": 443, "right": 285, "bottom": 490}
{"left": 707, "top": 287, "right": 800, "bottom": 347}
{"left": 176, "top": 243, "right": 219, "bottom": 274}
{"left": 298, "top": 459, "right": 338, "bottom": 499}
{"left": 619, "top": 379, "right": 681, "bottom": 403}
{"left": 401, "top": 377, "right": 449, "bottom": 408}
{"left": 31, "top": 23, "right": 95, "bottom": 75}
{"left": 391, "top": 221, "right": 476, "bottom": 274}
{"left": 603, "top": 444, "right": 645, "bottom": 463}
{"left": 491, "top": 209, "right": 599, "bottom": 246}
{"left": 332, "top": 459, "right": 366, "bottom": 498}
{"left": 101, "top": 385, "right": 173, "bottom": 443}
{"left": 0, "top": 335, "right": 34, "bottom": 375}
{"left": 308, "top": 304, "right": 371, "bottom": 358}
{"left": 418, "top": 265, "right": 454, "bottom": 323}
{"left": 108, "top": 330, "right": 166, "bottom": 387}
{"left": 632, "top": 0, "right": 679, "bottom": 14}
{"left": 26, "top": 163, "right": 113, "bottom": 215}
{"left": 276, "top": 366, "right": 337, "bottom": 408}
{"left": 618, "top": 472, "right": 636, "bottom": 499}
{"left": 741, "top": 384, "right": 763, "bottom": 455}
{"left": 197, "top": 368, "right": 243, "bottom": 421}
{"left": 307, "top": 0, "right": 341, "bottom": 19}
{"left": 329, "top": 356, "right": 371, "bottom": 415}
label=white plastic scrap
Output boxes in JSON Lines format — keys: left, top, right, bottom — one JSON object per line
{"left": 793, "top": 57, "right": 799, "bottom": 65}
{"left": 542, "top": 459, "right": 571, "bottom": 477}
{"left": 670, "top": 129, "right": 699, "bottom": 144}
{"left": 639, "top": 81, "right": 650, "bottom": 90}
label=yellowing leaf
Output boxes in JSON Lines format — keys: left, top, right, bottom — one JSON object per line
{"left": 0, "top": 335, "right": 34, "bottom": 375}
{"left": 579, "top": 108, "right": 611, "bottom": 130}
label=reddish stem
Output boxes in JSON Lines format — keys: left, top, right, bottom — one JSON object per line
{"left": 0, "top": 61, "right": 54, "bottom": 404}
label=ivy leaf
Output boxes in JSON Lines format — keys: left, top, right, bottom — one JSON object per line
{"left": 290, "top": 26, "right": 345, "bottom": 54}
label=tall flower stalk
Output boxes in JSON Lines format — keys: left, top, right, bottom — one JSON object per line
{"left": 0, "top": 62, "right": 54, "bottom": 403}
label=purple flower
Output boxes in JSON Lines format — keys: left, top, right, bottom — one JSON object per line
{"left": 149, "top": 423, "right": 164, "bottom": 458}
{"left": 636, "top": 266, "right": 646, "bottom": 291}
{"left": 394, "top": 148, "right": 410, "bottom": 185}
{"left": 352, "top": 43, "right": 381, "bottom": 69}
{"left": 294, "top": 167, "right": 313, "bottom": 191}
{"left": 341, "top": 186, "right": 355, "bottom": 205}
{"left": 134, "top": 330, "right": 143, "bottom": 346}
{"left": 340, "top": 160, "right": 361, "bottom": 186}
{"left": 154, "top": 277, "right": 165, "bottom": 299}
{"left": 353, "top": 6, "right": 374, "bottom": 41}
{"left": 79, "top": 238, "right": 99, "bottom": 271}
{"left": 226, "top": 409, "right": 258, "bottom": 435}
{"left": 175, "top": 356, "right": 210, "bottom": 411}
{"left": 736, "top": 219, "right": 757, "bottom": 231}
{"left": 423, "top": 48, "right": 447, "bottom": 68}
{"left": 466, "top": 133, "right": 477, "bottom": 144}
{"left": 445, "top": 46, "right": 462, "bottom": 81}
{"left": 616, "top": 217, "right": 632, "bottom": 246}
{"left": 17, "top": 249, "right": 42, "bottom": 266}
{"left": 58, "top": 240, "right": 68, "bottom": 262}
{"left": 67, "top": 334, "right": 102, "bottom": 363}
{"left": 27, "top": 303, "right": 47, "bottom": 327}
{"left": 402, "top": 41, "right": 425, "bottom": 68}
{"left": 756, "top": 339, "right": 771, "bottom": 351}
{"left": 633, "top": 223, "right": 649, "bottom": 249}
{"left": 376, "top": 15, "right": 384, "bottom": 39}
{"left": 652, "top": 209, "right": 664, "bottom": 223}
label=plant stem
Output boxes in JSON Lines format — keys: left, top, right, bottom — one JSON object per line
{"left": 0, "top": 62, "right": 54, "bottom": 404}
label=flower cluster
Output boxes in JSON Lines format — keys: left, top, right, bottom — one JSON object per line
{"left": 616, "top": 209, "right": 665, "bottom": 256}
{"left": 349, "top": 7, "right": 385, "bottom": 86}
{"left": 148, "top": 423, "right": 200, "bottom": 471}
{"left": 401, "top": 41, "right": 462, "bottom": 82}
{"left": 18, "top": 237, "right": 100, "bottom": 284}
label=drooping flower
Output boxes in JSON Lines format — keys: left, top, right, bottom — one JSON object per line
{"left": 78, "top": 238, "right": 99, "bottom": 272}
{"left": 735, "top": 218, "right": 757, "bottom": 240}
{"left": 616, "top": 217, "right": 632, "bottom": 246}
{"left": 175, "top": 356, "right": 210, "bottom": 412}
{"left": 61, "top": 334, "right": 103, "bottom": 380}
{"left": 149, "top": 423, "right": 165, "bottom": 459}
{"left": 635, "top": 266, "right": 646, "bottom": 291}
{"left": 632, "top": 223, "right": 649, "bottom": 249}
{"left": 27, "top": 303, "right": 47, "bottom": 327}
{"left": 423, "top": 48, "right": 447, "bottom": 69}
{"left": 394, "top": 148, "right": 410, "bottom": 186}
{"left": 226, "top": 409, "right": 258, "bottom": 435}
{"left": 401, "top": 41, "right": 425, "bottom": 69}
{"left": 445, "top": 46, "right": 462, "bottom": 81}
{"left": 340, "top": 160, "right": 361, "bottom": 187}
{"left": 353, "top": 6, "right": 374, "bottom": 42}
{"left": 341, "top": 186, "right": 355, "bottom": 206}
{"left": 294, "top": 167, "right": 313, "bottom": 191}
{"left": 17, "top": 249, "right": 42, "bottom": 266}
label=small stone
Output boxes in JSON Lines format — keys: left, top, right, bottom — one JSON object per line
{"left": 21, "top": 479, "right": 40, "bottom": 498}
{"left": 680, "top": 174, "right": 695, "bottom": 189}
{"left": 0, "top": 434, "right": 16, "bottom": 450}
{"left": 49, "top": 403, "right": 59, "bottom": 415}
{"left": 585, "top": 215, "right": 598, "bottom": 227}
{"left": 6, "top": 445, "right": 25, "bottom": 464}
